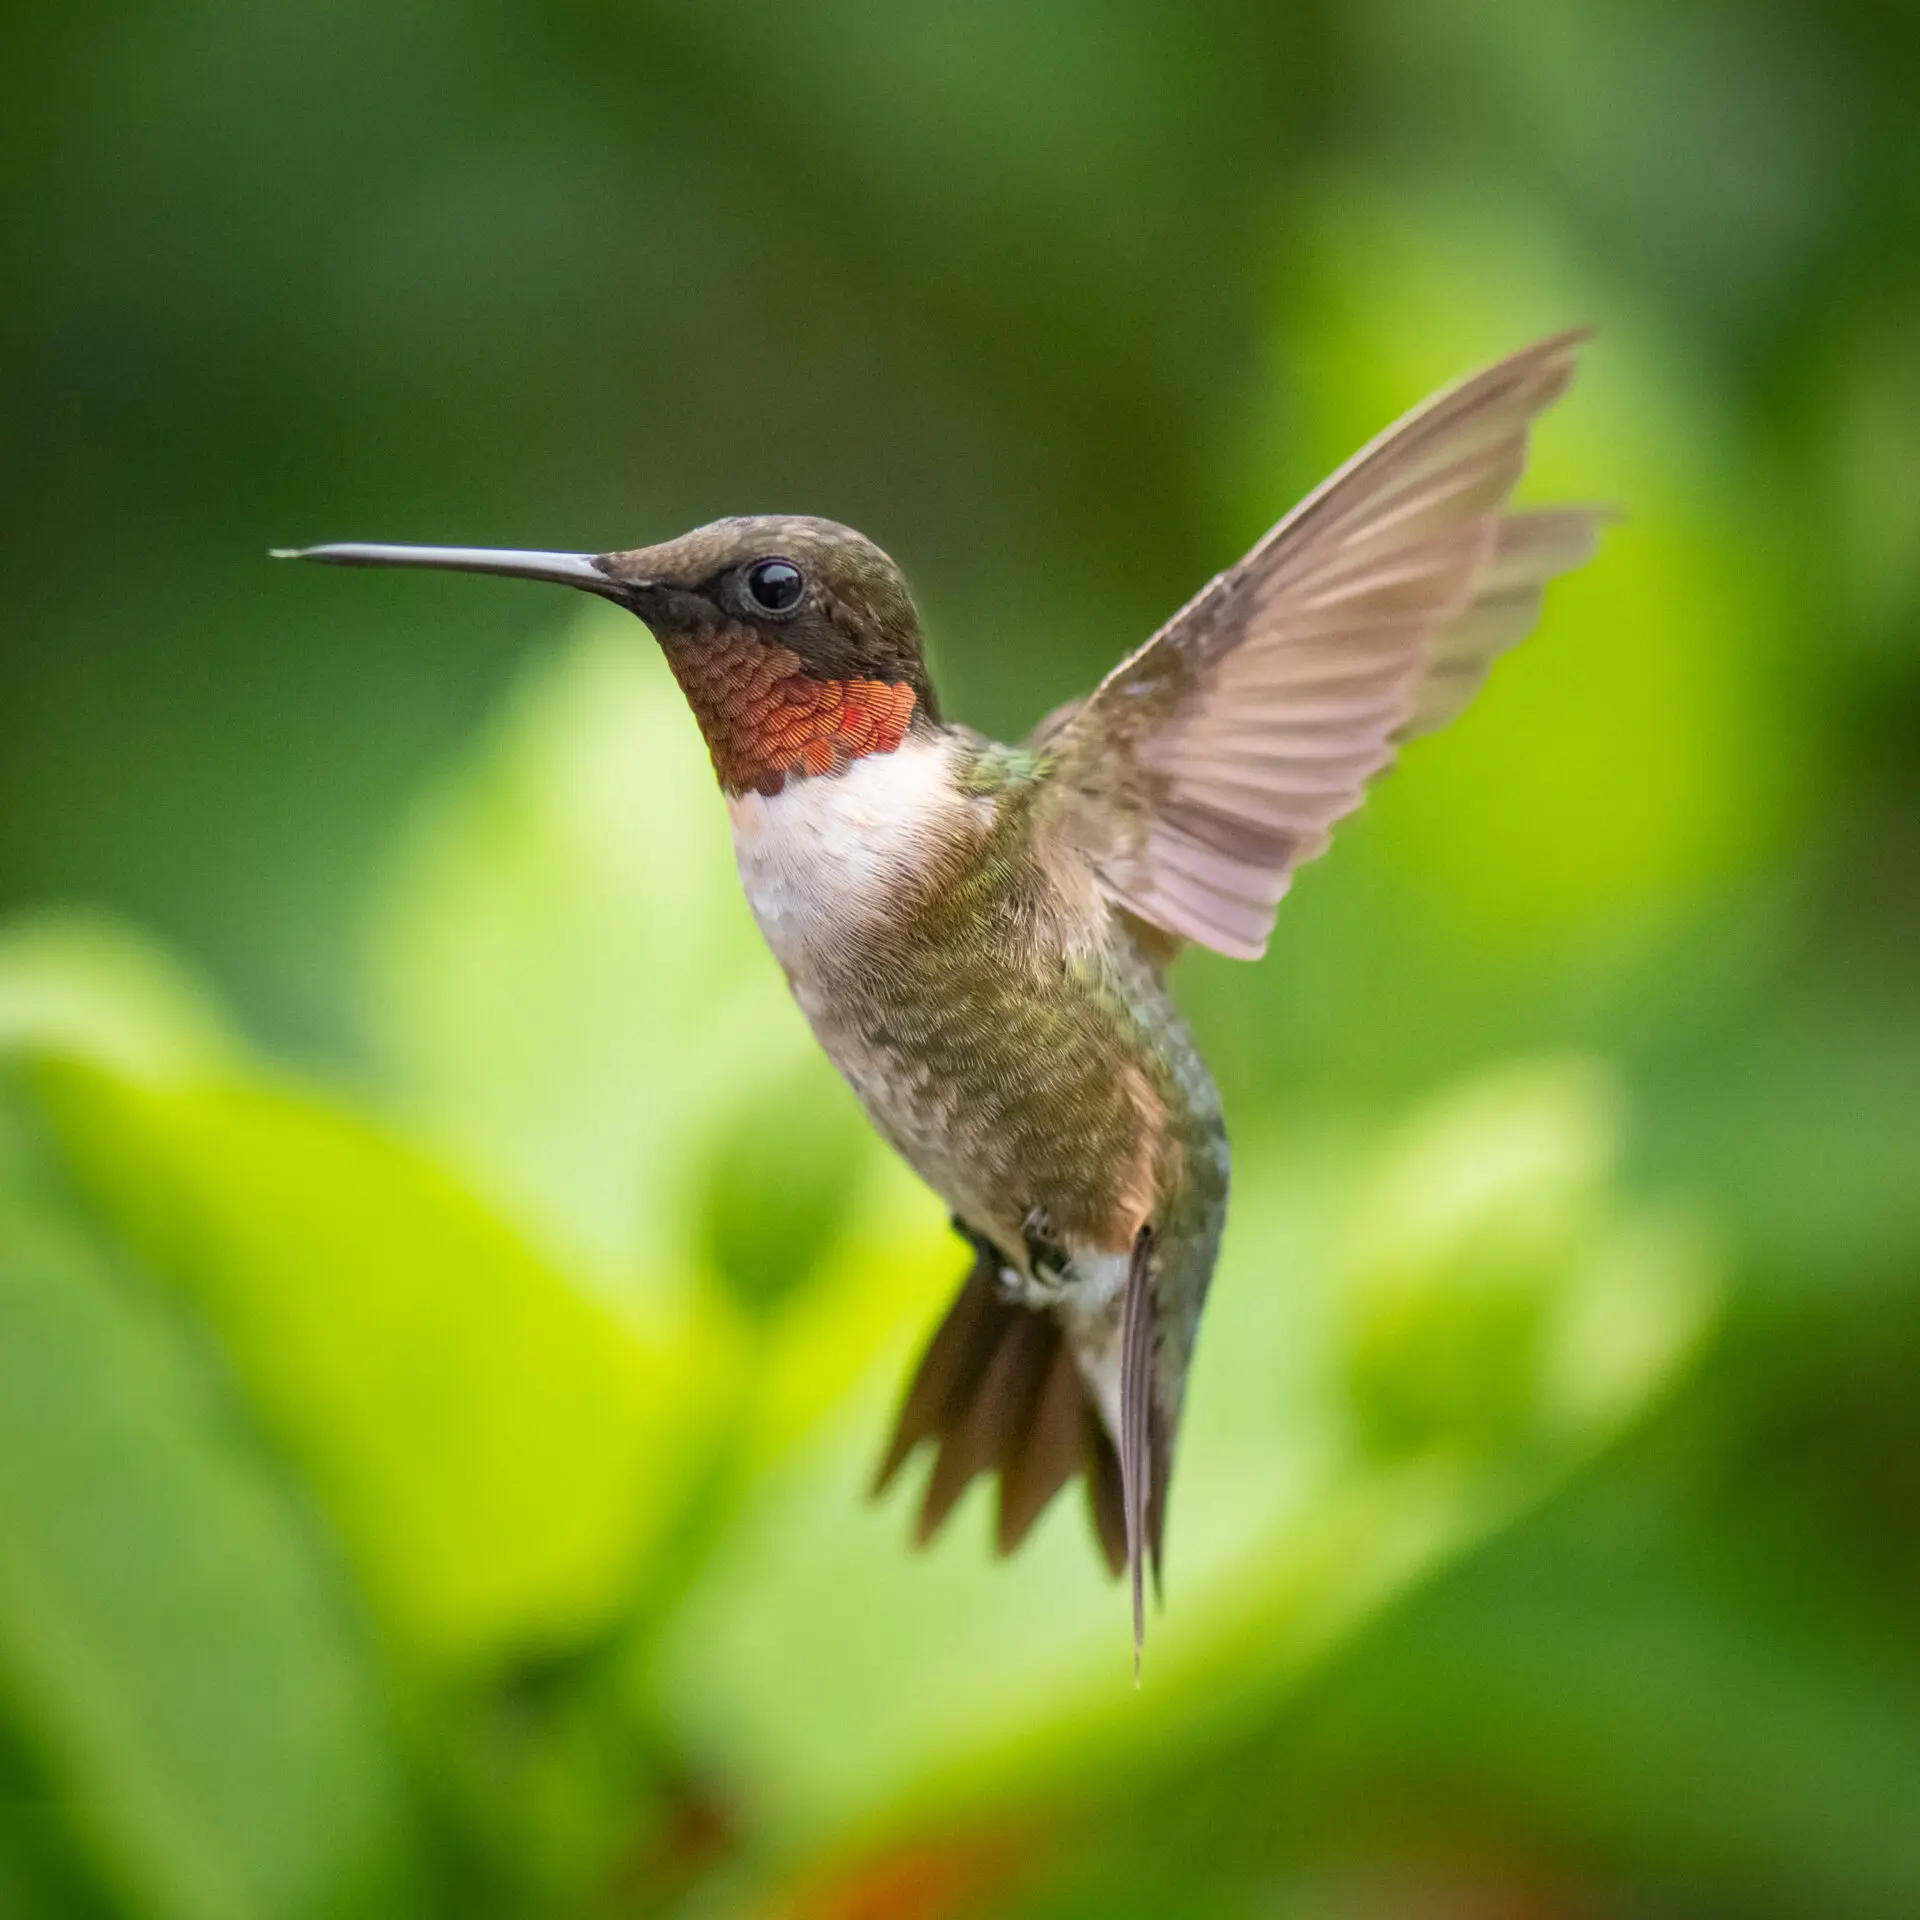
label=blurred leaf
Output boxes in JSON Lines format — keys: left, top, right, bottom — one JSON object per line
{"left": 1639, "top": 954, "right": 1920, "bottom": 1293}
{"left": 0, "top": 912, "right": 238, "bottom": 1079}
{"left": 1339, "top": 1057, "right": 1716, "bottom": 1459}
{"left": 28, "top": 1055, "right": 723, "bottom": 1674}
{"left": 0, "top": 1188, "right": 419, "bottom": 1920}
{"left": 652, "top": 1057, "right": 1720, "bottom": 1858}
{"left": 1224, "top": 1449, "right": 1920, "bottom": 1920}
{"left": 697, "top": 1049, "right": 877, "bottom": 1318}
{"left": 1822, "top": 309, "right": 1920, "bottom": 662}
{"left": 362, "top": 610, "right": 819, "bottom": 1296}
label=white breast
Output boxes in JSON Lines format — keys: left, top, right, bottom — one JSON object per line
{"left": 725, "top": 735, "right": 969, "bottom": 974}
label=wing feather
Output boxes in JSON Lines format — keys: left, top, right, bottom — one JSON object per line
{"left": 1035, "top": 332, "right": 1603, "bottom": 958}
{"left": 1398, "top": 507, "right": 1605, "bottom": 740}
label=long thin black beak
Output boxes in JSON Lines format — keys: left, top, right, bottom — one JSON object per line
{"left": 271, "top": 543, "right": 625, "bottom": 598}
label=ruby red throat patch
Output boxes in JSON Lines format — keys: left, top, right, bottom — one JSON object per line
{"left": 663, "top": 631, "right": 916, "bottom": 796}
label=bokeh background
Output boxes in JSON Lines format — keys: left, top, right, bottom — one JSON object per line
{"left": 2, "top": 3, "right": 1918, "bottom": 1916}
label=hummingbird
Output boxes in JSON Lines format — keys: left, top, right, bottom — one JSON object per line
{"left": 279, "top": 331, "right": 1600, "bottom": 1660}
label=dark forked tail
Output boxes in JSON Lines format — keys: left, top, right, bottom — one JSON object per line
{"left": 874, "top": 1223, "right": 1169, "bottom": 1662}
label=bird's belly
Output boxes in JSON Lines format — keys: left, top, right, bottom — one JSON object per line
{"left": 726, "top": 742, "right": 1008, "bottom": 1211}
{"left": 731, "top": 758, "right": 1185, "bottom": 1261}
{"left": 802, "top": 972, "right": 1160, "bottom": 1252}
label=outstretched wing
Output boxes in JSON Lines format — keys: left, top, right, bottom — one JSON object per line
{"left": 1036, "top": 332, "right": 1603, "bottom": 960}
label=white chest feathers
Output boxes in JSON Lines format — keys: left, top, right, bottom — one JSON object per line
{"left": 725, "top": 734, "right": 972, "bottom": 973}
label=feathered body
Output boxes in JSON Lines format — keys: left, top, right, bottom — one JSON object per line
{"left": 727, "top": 731, "right": 1228, "bottom": 1585}
{"left": 282, "top": 331, "right": 1602, "bottom": 1657}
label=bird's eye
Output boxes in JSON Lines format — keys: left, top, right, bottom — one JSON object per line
{"left": 744, "top": 557, "right": 805, "bottom": 614}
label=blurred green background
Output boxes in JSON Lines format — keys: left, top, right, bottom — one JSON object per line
{"left": 2, "top": 3, "right": 1917, "bottom": 1916}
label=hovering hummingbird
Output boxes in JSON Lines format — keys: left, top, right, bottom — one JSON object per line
{"left": 280, "top": 332, "right": 1600, "bottom": 1660}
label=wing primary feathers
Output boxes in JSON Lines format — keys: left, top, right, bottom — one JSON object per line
{"left": 1034, "top": 331, "right": 1603, "bottom": 959}
{"left": 1394, "top": 505, "right": 1609, "bottom": 740}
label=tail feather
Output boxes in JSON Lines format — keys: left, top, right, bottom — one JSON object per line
{"left": 1117, "top": 1227, "right": 1158, "bottom": 1673}
{"left": 871, "top": 1233, "right": 1004, "bottom": 1493}
{"left": 916, "top": 1306, "right": 1053, "bottom": 1543}
{"left": 997, "top": 1335, "right": 1086, "bottom": 1553}
{"left": 1084, "top": 1408, "right": 1128, "bottom": 1578}
{"left": 875, "top": 1224, "right": 1138, "bottom": 1581}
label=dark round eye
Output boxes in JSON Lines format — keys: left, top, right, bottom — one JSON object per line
{"left": 744, "top": 557, "right": 805, "bottom": 614}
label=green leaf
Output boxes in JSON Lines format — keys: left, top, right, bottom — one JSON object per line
{"left": 29, "top": 1057, "right": 725, "bottom": 1674}
{"left": 695, "top": 1049, "right": 877, "bottom": 1318}
{"left": 0, "top": 1190, "right": 420, "bottom": 1920}
{"left": 1337, "top": 1057, "right": 1717, "bottom": 1459}
{"left": 0, "top": 913, "right": 237, "bottom": 1079}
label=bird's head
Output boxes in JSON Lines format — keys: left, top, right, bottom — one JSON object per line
{"left": 279, "top": 514, "right": 937, "bottom": 795}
